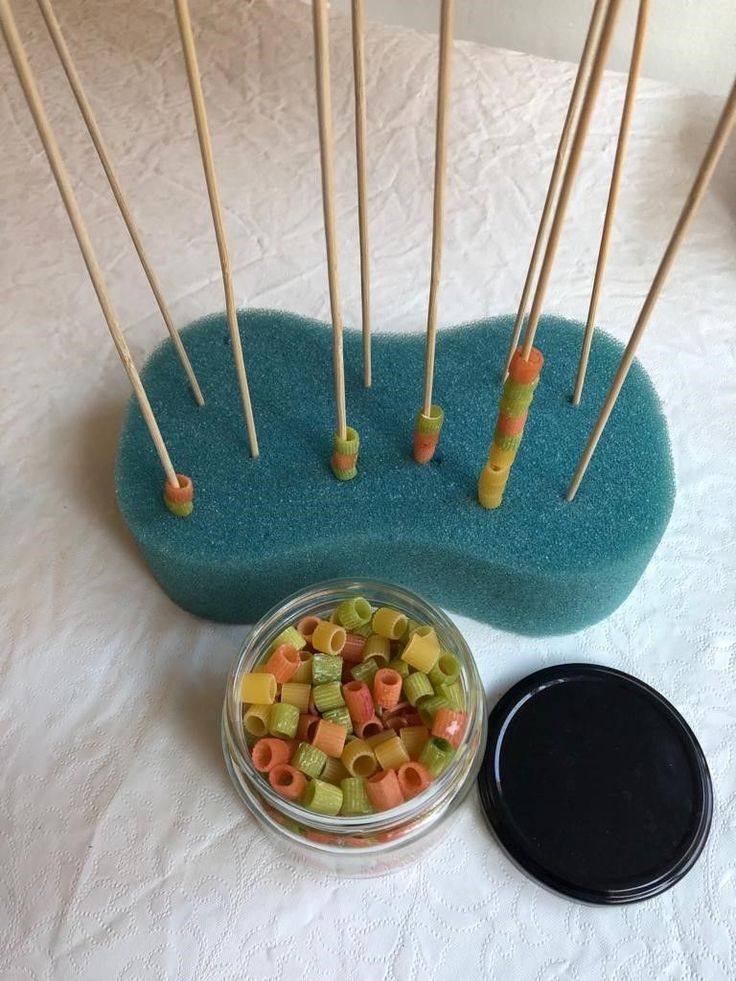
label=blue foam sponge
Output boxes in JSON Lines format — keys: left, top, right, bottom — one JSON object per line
{"left": 115, "top": 311, "right": 674, "bottom": 634}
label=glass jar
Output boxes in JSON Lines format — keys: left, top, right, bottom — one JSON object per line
{"left": 222, "top": 579, "right": 487, "bottom": 876}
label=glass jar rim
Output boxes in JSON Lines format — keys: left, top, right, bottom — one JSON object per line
{"left": 223, "top": 578, "right": 486, "bottom": 834}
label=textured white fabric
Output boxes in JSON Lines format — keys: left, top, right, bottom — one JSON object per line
{"left": 1, "top": 1, "right": 735, "bottom": 978}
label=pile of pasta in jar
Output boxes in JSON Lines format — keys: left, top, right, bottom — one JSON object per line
{"left": 222, "top": 581, "right": 486, "bottom": 874}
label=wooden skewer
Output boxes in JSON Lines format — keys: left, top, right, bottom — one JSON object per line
{"left": 567, "top": 79, "right": 736, "bottom": 502}
{"left": 521, "top": 0, "right": 625, "bottom": 361}
{"left": 312, "top": 0, "right": 348, "bottom": 440}
{"left": 351, "top": 0, "right": 371, "bottom": 388}
{"left": 173, "top": 0, "right": 259, "bottom": 457}
{"left": 0, "top": 0, "right": 179, "bottom": 488}
{"left": 36, "top": 0, "right": 205, "bottom": 407}
{"left": 502, "top": 0, "right": 611, "bottom": 378}
{"left": 572, "top": 0, "right": 649, "bottom": 406}
{"left": 421, "top": 0, "right": 455, "bottom": 418}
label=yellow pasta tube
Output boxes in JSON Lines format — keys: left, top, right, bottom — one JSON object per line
{"left": 399, "top": 725, "right": 430, "bottom": 760}
{"left": 363, "top": 634, "right": 391, "bottom": 665}
{"left": 240, "top": 672, "right": 277, "bottom": 705}
{"left": 320, "top": 756, "right": 350, "bottom": 785}
{"left": 280, "top": 681, "right": 311, "bottom": 714}
{"left": 374, "top": 735, "right": 411, "bottom": 771}
{"left": 401, "top": 627, "right": 440, "bottom": 673}
{"left": 243, "top": 704, "right": 272, "bottom": 738}
{"left": 312, "top": 620, "right": 347, "bottom": 655}
{"left": 341, "top": 738, "right": 378, "bottom": 778}
{"left": 372, "top": 607, "right": 408, "bottom": 640}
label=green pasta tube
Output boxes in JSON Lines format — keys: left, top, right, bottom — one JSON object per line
{"left": 324, "top": 706, "right": 354, "bottom": 735}
{"left": 335, "top": 597, "right": 373, "bottom": 630}
{"left": 313, "top": 681, "right": 345, "bottom": 713}
{"left": 312, "top": 653, "right": 344, "bottom": 684}
{"left": 363, "top": 634, "right": 391, "bottom": 664}
{"left": 268, "top": 702, "right": 300, "bottom": 739}
{"left": 292, "top": 741, "right": 327, "bottom": 779}
{"left": 301, "top": 778, "right": 344, "bottom": 816}
{"left": 269, "top": 625, "right": 306, "bottom": 652}
{"left": 350, "top": 659, "right": 378, "bottom": 686}
{"left": 428, "top": 651, "right": 461, "bottom": 689}
{"left": 340, "top": 777, "right": 374, "bottom": 816}
{"left": 418, "top": 693, "right": 451, "bottom": 727}
{"left": 388, "top": 658, "right": 410, "bottom": 679}
{"left": 439, "top": 680, "right": 465, "bottom": 710}
{"left": 419, "top": 737, "right": 454, "bottom": 777}
{"left": 403, "top": 671, "right": 434, "bottom": 707}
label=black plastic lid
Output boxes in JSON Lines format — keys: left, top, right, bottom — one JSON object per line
{"left": 478, "top": 664, "right": 713, "bottom": 905}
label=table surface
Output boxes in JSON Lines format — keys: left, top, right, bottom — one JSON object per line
{"left": 1, "top": 1, "right": 735, "bottom": 978}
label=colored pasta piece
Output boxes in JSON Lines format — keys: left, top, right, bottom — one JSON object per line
{"left": 403, "top": 671, "right": 433, "bottom": 707}
{"left": 399, "top": 725, "right": 430, "bottom": 760}
{"left": 335, "top": 597, "right": 373, "bottom": 630}
{"left": 312, "top": 621, "right": 347, "bottom": 655}
{"left": 388, "top": 657, "right": 410, "bottom": 679}
{"left": 240, "top": 672, "right": 277, "bottom": 705}
{"left": 251, "top": 737, "right": 291, "bottom": 773}
{"left": 291, "top": 651, "right": 313, "bottom": 684}
{"left": 340, "top": 777, "right": 374, "bottom": 816}
{"left": 297, "top": 714, "right": 321, "bottom": 742}
{"left": 312, "top": 653, "right": 344, "bottom": 684}
{"left": 418, "top": 737, "right": 454, "bottom": 777}
{"left": 372, "top": 608, "right": 408, "bottom": 641}
{"left": 373, "top": 668, "right": 403, "bottom": 710}
{"left": 341, "top": 738, "right": 378, "bottom": 778}
{"left": 296, "top": 615, "right": 321, "bottom": 643}
{"left": 418, "top": 693, "right": 451, "bottom": 728}
{"left": 431, "top": 708, "right": 467, "bottom": 748}
{"left": 323, "top": 706, "right": 353, "bottom": 735}
{"left": 320, "top": 756, "right": 350, "bottom": 786}
{"left": 312, "top": 718, "right": 348, "bottom": 758}
{"left": 243, "top": 704, "right": 272, "bottom": 738}
{"left": 401, "top": 627, "right": 440, "bottom": 673}
{"left": 341, "top": 633, "right": 367, "bottom": 664}
{"left": 343, "top": 680, "right": 375, "bottom": 724}
{"left": 365, "top": 728, "right": 396, "bottom": 748}
{"left": 301, "top": 779, "right": 343, "bottom": 816}
{"left": 269, "top": 625, "right": 306, "bottom": 652}
{"left": 365, "top": 769, "right": 404, "bottom": 811}
{"left": 397, "top": 762, "right": 432, "bottom": 799}
{"left": 373, "top": 734, "right": 411, "bottom": 771}
{"left": 363, "top": 634, "right": 391, "bottom": 665}
{"left": 265, "top": 644, "right": 301, "bottom": 683}
{"left": 438, "top": 680, "right": 465, "bottom": 710}
{"left": 313, "top": 681, "right": 345, "bottom": 713}
{"left": 350, "top": 659, "right": 379, "bottom": 686}
{"left": 281, "top": 681, "right": 312, "bottom": 714}
{"left": 268, "top": 764, "right": 307, "bottom": 800}
{"left": 292, "top": 741, "right": 327, "bottom": 779}
{"left": 355, "top": 716, "right": 384, "bottom": 741}
{"left": 428, "top": 651, "right": 461, "bottom": 689}
{"left": 269, "top": 702, "right": 300, "bottom": 739}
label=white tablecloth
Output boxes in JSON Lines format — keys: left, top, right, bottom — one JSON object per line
{"left": 2, "top": 1, "right": 735, "bottom": 977}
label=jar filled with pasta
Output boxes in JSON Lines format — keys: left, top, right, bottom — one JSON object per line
{"left": 222, "top": 579, "right": 487, "bottom": 876}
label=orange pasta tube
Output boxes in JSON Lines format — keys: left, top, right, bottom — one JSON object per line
{"left": 297, "top": 714, "right": 321, "bottom": 742}
{"left": 265, "top": 644, "right": 301, "bottom": 683}
{"left": 251, "top": 738, "right": 291, "bottom": 773}
{"left": 268, "top": 763, "right": 307, "bottom": 800}
{"left": 431, "top": 708, "right": 467, "bottom": 749}
{"left": 355, "top": 716, "right": 384, "bottom": 740}
{"left": 341, "top": 738, "right": 378, "bottom": 778}
{"left": 373, "top": 735, "right": 410, "bottom": 771}
{"left": 341, "top": 633, "right": 366, "bottom": 664}
{"left": 495, "top": 411, "right": 528, "bottom": 437}
{"left": 343, "top": 681, "right": 375, "bottom": 724}
{"left": 397, "top": 762, "right": 432, "bottom": 799}
{"left": 366, "top": 769, "right": 404, "bottom": 811}
{"left": 373, "top": 668, "right": 403, "bottom": 710}
{"left": 296, "top": 615, "right": 321, "bottom": 643}
{"left": 312, "top": 719, "right": 348, "bottom": 758}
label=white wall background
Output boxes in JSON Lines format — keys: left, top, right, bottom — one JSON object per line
{"left": 330, "top": 0, "right": 735, "bottom": 96}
